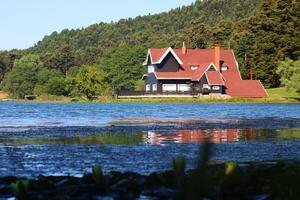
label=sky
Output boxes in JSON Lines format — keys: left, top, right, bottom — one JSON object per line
{"left": 0, "top": 0, "right": 195, "bottom": 50}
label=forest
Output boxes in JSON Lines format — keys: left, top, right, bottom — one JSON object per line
{"left": 0, "top": 0, "right": 299, "bottom": 99}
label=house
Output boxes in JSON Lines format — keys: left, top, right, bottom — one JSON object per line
{"left": 142, "top": 43, "right": 268, "bottom": 98}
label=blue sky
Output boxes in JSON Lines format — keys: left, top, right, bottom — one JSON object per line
{"left": 0, "top": 0, "right": 195, "bottom": 50}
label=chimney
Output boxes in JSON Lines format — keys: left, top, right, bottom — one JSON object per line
{"left": 182, "top": 42, "right": 187, "bottom": 55}
{"left": 214, "top": 44, "right": 220, "bottom": 70}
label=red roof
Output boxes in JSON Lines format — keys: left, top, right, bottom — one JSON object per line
{"left": 225, "top": 80, "right": 268, "bottom": 98}
{"left": 156, "top": 71, "right": 192, "bottom": 79}
{"left": 147, "top": 48, "right": 169, "bottom": 64}
{"left": 145, "top": 47, "right": 268, "bottom": 98}
{"left": 205, "top": 71, "right": 224, "bottom": 85}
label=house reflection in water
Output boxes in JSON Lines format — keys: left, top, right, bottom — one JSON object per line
{"left": 144, "top": 129, "right": 254, "bottom": 144}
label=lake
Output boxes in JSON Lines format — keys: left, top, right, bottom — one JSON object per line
{"left": 0, "top": 102, "right": 300, "bottom": 177}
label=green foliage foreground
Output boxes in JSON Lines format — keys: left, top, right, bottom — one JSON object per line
{"left": 171, "top": 144, "right": 300, "bottom": 199}
{"left": 3, "top": 144, "right": 300, "bottom": 199}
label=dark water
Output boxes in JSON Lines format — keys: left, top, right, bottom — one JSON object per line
{"left": 0, "top": 102, "right": 300, "bottom": 177}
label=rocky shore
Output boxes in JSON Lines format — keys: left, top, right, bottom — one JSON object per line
{"left": 1, "top": 159, "right": 300, "bottom": 200}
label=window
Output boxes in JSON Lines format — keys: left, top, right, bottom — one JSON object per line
{"left": 148, "top": 65, "right": 155, "bottom": 73}
{"left": 178, "top": 84, "right": 190, "bottom": 92}
{"left": 162, "top": 84, "right": 176, "bottom": 92}
{"left": 203, "top": 84, "right": 211, "bottom": 90}
{"left": 212, "top": 86, "right": 220, "bottom": 90}
{"left": 190, "top": 65, "right": 199, "bottom": 70}
{"left": 153, "top": 84, "right": 157, "bottom": 92}
{"left": 146, "top": 84, "right": 151, "bottom": 92}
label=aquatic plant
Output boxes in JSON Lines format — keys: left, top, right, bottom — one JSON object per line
{"left": 172, "top": 156, "right": 186, "bottom": 188}
{"left": 225, "top": 161, "right": 238, "bottom": 175}
{"left": 172, "top": 156, "right": 186, "bottom": 177}
{"left": 1, "top": 160, "right": 300, "bottom": 199}
{"left": 10, "top": 179, "right": 30, "bottom": 198}
{"left": 175, "top": 143, "right": 218, "bottom": 200}
{"left": 92, "top": 166, "right": 106, "bottom": 187}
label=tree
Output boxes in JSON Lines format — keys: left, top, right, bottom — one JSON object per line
{"left": 1, "top": 54, "right": 43, "bottom": 98}
{"left": 45, "top": 77, "right": 66, "bottom": 96}
{"left": 186, "top": 18, "right": 211, "bottom": 49}
{"left": 227, "top": 0, "right": 300, "bottom": 87}
{"left": 97, "top": 46, "right": 146, "bottom": 92}
{"left": 27, "top": 0, "right": 259, "bottom": 67}
{"left": 65, "top": 66, "right": 110, "bottom": 99}
{"left": 230, "top": 30, "right": 256, "bottom": 79}
{"left": 33, "top": 69, "right": 65, "bottom": 96}
{"left": 276, "top": 58, "right": 300, "bottom": 93}
{"left": 42, "top": 45, "right": 75, "bottom": 76}
{"left": 36, "top": 68, "right": 64, "bottom": 85}
{"left": 210, "top": 20, "right": 234, "bottom": 48}
{"left": 0, "top": 50, "right": 22, "bottom": 82}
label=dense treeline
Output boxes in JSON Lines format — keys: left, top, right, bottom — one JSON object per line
{"left": 0, "top": 0, "right": 299, "bottom": 99}
{"left": 27, "top": 0, "right": 259, "bottom": 55}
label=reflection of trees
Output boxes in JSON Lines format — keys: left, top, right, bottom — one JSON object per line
{"left": 6, "top": 132, "right": 144, "bottom": 145}
{"left": 4, "top": 128, "right": 300, "bottom": 146}
{"left": 238, "top": 129, "right": 281, "bottom": 141}
{"left": 273, "top": 128, "right": 300, "bottom": 139}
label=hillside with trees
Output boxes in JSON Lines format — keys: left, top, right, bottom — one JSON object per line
{"left": 0, "top": 0, "right": 299, "bottom": 99}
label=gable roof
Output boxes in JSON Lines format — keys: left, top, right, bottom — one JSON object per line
{"left": 205, "top": 71, "right": 225, "bottom": 85}
{"left": 191, "top": 63, "right": 217, "bottom": 81}
{"left": 143, "top": 48, "right": 183, "bottom": 65}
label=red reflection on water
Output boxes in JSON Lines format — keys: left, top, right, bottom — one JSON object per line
{"left": 144, "top": 129, "right": 251, "bottom": 144}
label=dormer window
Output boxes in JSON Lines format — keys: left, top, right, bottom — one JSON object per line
{"left": 190, "top": 65, "right": 199, "bottom": 70}
{"left": 221, "top": 65, "right": 228, "bottom": 71}
{"left": 148, "top": 65, "right": 155, "bottom": 73}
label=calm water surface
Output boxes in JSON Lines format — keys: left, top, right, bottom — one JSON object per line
{"left": 0, "top": 102, "right": 300, "bottom": 177}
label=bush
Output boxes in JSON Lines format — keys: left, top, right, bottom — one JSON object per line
{"left": 45, "top": 77, "right": 66, "bottom": 96}
{"left": 277, "top": 59, "right": 300, "bottom": 94}
{"left": 65, "top": 65, "right": 111, "bottom": 99}
{"left": 1, "top": 54, "right": 42, "bottom": 98}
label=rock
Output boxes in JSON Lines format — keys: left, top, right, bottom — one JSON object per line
{"left": 24, "top": 95, "right": 37, "bottom": 100}
{"left": 82, "top": 174, "right": 94, "bottom": 184}
{"left": 0, "top": 195, "right": 15, "bottom": 200}
{"left": 0, "top": 183, "right": 11, "bottom": 195}
{"left": 3, "top": 176, "right": 18, "bottom": 184}
{"left": 143, "top": 186, "right": 175, "bottom": 199}
{"left": 111, "top": 177, "right": 143, "bottom": 199}
{"left": 54, "top": 179, "right": 68, "bottom": 187}
{"left": 254, "top": 194, "right": 270, "bottom": 200}
{"left": 93, "top": 195, "right": 114, "bottom": 200}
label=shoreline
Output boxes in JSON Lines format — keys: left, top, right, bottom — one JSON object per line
{"left": 0, "top": 97, "right": 299, "bottom": 103}
{"left": 1, "top": 160, "right": 299, "bottom": 199}
{"left": 1, "top": 89, "right": 300, "bottom": 103}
